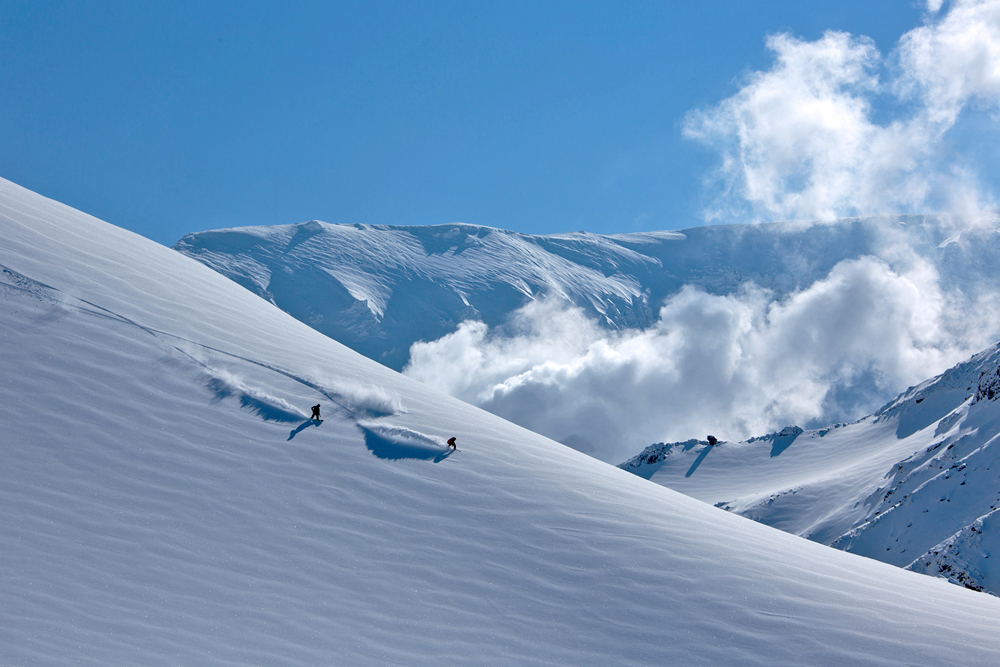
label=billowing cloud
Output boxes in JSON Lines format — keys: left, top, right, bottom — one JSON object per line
{"left": 684, "top": 0, "right": 1000, "bottom": 223}
{"left": 897, "top": 0, "right": 1000, "bottom": 125}
{"left": 404, "top": 256, "right": 1000, "bottom": 463}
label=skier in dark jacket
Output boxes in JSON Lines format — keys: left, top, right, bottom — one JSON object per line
{"left": 311, "top": 404, "right": 322, "bottom": 421}
{"left": 447, "top": 436, "right": 457, "bottom": 450}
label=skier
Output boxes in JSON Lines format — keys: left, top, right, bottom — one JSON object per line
{"left": 311, "top": 404, "right": 322, "bottom": 422}
{"left": 707, "top": 435, "right": 718, "bottom": 446}
{"left": 447, "top": 436, "right": 457, "bottom": 450}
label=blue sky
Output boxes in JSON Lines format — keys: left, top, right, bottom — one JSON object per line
{"left": 1, "top": 0, "right": 987, "bottom": 245}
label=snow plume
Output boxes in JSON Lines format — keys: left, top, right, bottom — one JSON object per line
{"left": 205, "top": 369, "right": 307, "bottom": 422}
{"left": 684, "top": 0, "right": 1000, "bottom": 223}
{"left": 404, "top": 261, "right": 1000, "bottom": 464}
{"left": 356, "top": 421, "right": 444, "bottom": 449}
{"left": 314, "top": 379, "right": 404, "bottom": 417}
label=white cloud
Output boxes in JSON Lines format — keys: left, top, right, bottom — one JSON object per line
{"left": 897, "top": 0, "right": 1000, "bottom": 125}
{"left": 404, "top": 256, "right": 1000, "bottom": 464}
{"left": 684, "top": 0, "right": 1000, "bottom": 223}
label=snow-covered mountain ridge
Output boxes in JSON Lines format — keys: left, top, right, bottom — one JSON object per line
{"left": 173, "top": 215, "right": 1000, "bottom": 371}
{"left": 175, "top": 220, "right": 682, "bottom": 369}
{"left": 620, "top": 341, "right": 1000, "bottom": 595}
{"left": 8, "top": 176, "right": 1000, "bottom": 663}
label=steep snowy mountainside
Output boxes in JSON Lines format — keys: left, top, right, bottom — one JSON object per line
{"left": 621, "top": 343, "right": 1000, "bottom": 595}
{"left": 175, "top": 215, "right": 1000, "bottom": 372}
{"left": 175, "top": 221, "right": 676, "bottom": 369}
{"left": 6, "top": 179, "right": 1000, "bottom": 665}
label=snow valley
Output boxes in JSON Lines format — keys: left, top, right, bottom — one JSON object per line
{"left": 176, "top": 213, "right": 1000, "bottom": 463}
{"left": 7, "top": 177, "right": 1000, "bottom": 664}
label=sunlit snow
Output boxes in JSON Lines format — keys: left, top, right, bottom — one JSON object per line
{"left": 6, "top": 177, "right": 1000, "bottom": 663}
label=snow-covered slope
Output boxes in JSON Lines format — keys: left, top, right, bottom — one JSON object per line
{"left": 620, "top": 343, "right": 1000, "bottom": 595}
{"left": 6, "top": 180, "right": 1000, "bottom": 664}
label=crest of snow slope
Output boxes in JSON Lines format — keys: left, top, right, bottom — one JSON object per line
{"left": 620, "top": 343, "right": 1000, "bottom": 595}
{"left": 174, "top": 221, "right": 676, "bottom": 370}
{"left": 174, "top": 214, "right": 1000, "bottom": 465}
{"left": 174, "top": 215, "right": 1000, "bottom": 374}
{"left": 4, "top": 180, "right": 1000, "bottom": 665}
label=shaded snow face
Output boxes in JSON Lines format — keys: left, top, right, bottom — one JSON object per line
{"left": 405, "top": 250, "right": 1000, "bottom": 463}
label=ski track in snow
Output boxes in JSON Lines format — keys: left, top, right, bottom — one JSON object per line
{"left": 0, "top": 261, "right": 406, "bottom": 433}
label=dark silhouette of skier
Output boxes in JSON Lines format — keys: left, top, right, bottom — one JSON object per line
{"left": 707, "top": 435, "right": 718, "bottom": 446}
{"left": 447, "top": 436, "right": 457, "bottom": 450}
{"left": 311, "top": 404, "right": 322, "bottom": 421}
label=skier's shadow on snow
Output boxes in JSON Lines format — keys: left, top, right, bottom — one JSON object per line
{"left": 288, "top": 420, "right": 322, "bottom": 441}
{"left": 363, "top": 431, "right": 454, "bottom": 463}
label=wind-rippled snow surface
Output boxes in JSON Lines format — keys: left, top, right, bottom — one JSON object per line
{"left": 5, "top": 176, "right": 1000, "bottom": 665}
